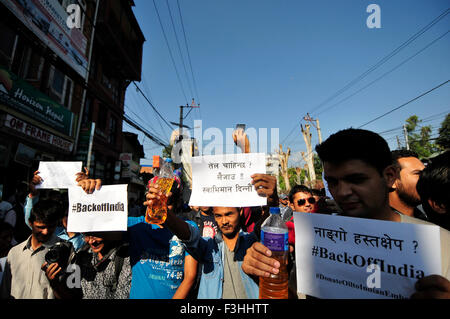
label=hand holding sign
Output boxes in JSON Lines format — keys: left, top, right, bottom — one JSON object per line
{"left": 293, "top": 212, "right": 442, "bottom": 299}
{"left": 251, "top": 174, "right": 278, "bottom": 206}
{"left": 189, "top": 153, "right": 267, "bottom": 207}
{"left": 67, "top": 184, "right": 128, "bottom": 233}
{"left": 412, "top": 275, "right": 450, "bottom": 299}
{"left": 77, "top": 177, "right": 102, "bottom": 194}
{"left": 36, "top": 161, "right": 82, "bottom": 189}
{"left": 29, "top": 170, "right": 43, "bottom": 197}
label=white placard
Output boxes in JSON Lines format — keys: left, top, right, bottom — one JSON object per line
{"left": 188, "top": 153, "right": 267, "bottom": 207}
{"left": 36, "top": 161, "right": 82, "bottom": 189}
{"left": 67, "top": 184, "right": 128, "bottom": 232}
{"left": 293, "top": 212, "right": 442, "bottom": 299}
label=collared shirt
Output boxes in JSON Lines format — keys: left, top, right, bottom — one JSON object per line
{"left": 0, "top": 234, "right": 59, "bottom": 299}
{"left": 182, "top": 223, "right": 259, "bottom": 299}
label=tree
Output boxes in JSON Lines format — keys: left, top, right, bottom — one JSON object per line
{"left": 436, "top": 113, "right": 450, "bottom": 150}
{"left": 404, "top": 115, "right": 439, "bottom": 158}
{"left": 277, "top": 144, "right": 291, "bottom": 192}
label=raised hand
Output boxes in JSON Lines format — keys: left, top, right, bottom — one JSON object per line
{"left": 251, "top": 173, "right": 279, "bottom": 206}
{"left": 77, "top": 178, "right": 102, "bottom": 194}
{"left": 232, "top": 129, "right": 250, "bottom": 153}
{"left": 75, "top": 167, "right": 90, "bottom": 183}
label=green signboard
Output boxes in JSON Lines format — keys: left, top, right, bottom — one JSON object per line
{"left": 0, "top": 66, "right": 75, "bottom": 136}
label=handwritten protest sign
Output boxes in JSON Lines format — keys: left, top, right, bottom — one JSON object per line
{"left": 67, "top": 184, "right": 128, "bottom": 232}
{"left": 36, "top": 161, "right": 82, "bottom": 189}
{"left": 188, "top": 153, "right": 267, "bottom": 207}
{"left": 293, "top": 212, "right": 442, "bottom": 299}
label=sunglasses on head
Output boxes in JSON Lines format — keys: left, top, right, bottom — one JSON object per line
{"left": 297, "top": 197, "right": 316, "bottom": 206}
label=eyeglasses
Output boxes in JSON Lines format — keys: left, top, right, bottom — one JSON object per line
{"left": 297, "top": 197, "right": 316, "bottom": 206}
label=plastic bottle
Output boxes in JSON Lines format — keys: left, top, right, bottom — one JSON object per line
{"left": 145, "top": 158, "right": 174, "bottom": 225}
{"left": 259, "top": 207, "right": 289, "bottom": 299}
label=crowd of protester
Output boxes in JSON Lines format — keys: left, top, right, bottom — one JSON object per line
{"left": 0, "top": 127, "right": 449, "bottom": 299}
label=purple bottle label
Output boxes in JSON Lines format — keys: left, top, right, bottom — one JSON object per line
{"left": 261, "top": 231, "right": 288, "bottom": 252}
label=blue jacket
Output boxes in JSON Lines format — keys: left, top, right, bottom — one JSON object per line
{"left": 182, "top": 222, "right": 259, "bottom": 299}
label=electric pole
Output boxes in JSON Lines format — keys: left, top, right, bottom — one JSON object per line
{"left": 176, "top": 98, "right": 200, "bottom": 142}
{"left": 304, "top": 113, "right": 323, "bottom": 144}
{"left": 403, "top": 124, "right": 410, "bottom": 150}
{"left": 301, "top": 123, "right": 316, "bottom": 183}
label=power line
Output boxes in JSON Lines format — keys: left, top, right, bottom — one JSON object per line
{"left": 166, "top": 0, "right": 194, "bottom": 99}
{"left": 123, "top": 114, "right": 167, "bottom": 147}
{"left": 124, "top": 104, "right": 166, "bottom": 143}
{"left": 133, "top": 81, "right": 175, "bottom": 131}
{"left": 137, "top": 75, "right": 171, "bottom": 141}
{"left": 152, "top": 0, "right": 189, "bottom": 104}
{"left": 176, "top": 0, "right": 201, "bottom": 105}
{"left": 377, "top": 109, "right": 450, "bottom": 135}
{"left": 358, "top": 80, "right": 450, "bottom": 128}
{"left": 176, "top": 0, "right": 202, "bottom": 122}
{"left": 315, "top": 29, "right": 450, "bottom": 117}
{"left": 308, "top": 8, "right": 450, "bottom": 115}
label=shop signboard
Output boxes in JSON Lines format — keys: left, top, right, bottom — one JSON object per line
{"left": 0, "top": 66, "right": 75, "bottom": 136}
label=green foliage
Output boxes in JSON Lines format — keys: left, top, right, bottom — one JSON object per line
{"left": 405, "top": 115, "right": 439, "bottom": 158}
{"left": 314, "top": 154, "right": 323, "bottom": 177}
{"left": 436, "top": 113, "right": 450, "bottom": 150}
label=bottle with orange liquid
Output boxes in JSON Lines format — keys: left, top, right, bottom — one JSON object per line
{"left": 145, "top": 157, "right": 174, "bottom": 225}
{"left": 259, "top": 207, "right": 289, "bottom": 299}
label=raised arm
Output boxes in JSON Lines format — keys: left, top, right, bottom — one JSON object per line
{"left": 144, "top": 182, "right": 191, "bottom": 240}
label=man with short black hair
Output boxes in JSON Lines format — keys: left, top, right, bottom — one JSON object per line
{"left": 288, "top": 185, "right": 317, "bottom": 216}
{"left": 242, "top": 128, "right": 450, "bottom": 299}
{"left": 390, "top": 150, "right": 426, "bottom": 219}
{"left": 1, "top": 199, "right": 61, "bottom": 299}
{"left": 416, "top": 150, "right": 450, "bottom": 231}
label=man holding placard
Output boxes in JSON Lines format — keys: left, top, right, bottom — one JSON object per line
{"left": 242, "top": 128, "right": 450, "bottom": 299}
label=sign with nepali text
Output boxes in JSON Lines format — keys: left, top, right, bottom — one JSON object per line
{"left": 36, "top": 161, "right": 82, "bottom": 189}
{"left": 188, "top": 153, "right": 267, "bottom": 207}
{"left": 67, "top": 184, "right": 128, "bottom": 232}
{"left": 293, "top": 212, "right": 442, "bottom": 299}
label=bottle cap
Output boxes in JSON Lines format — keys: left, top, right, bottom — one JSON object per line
{"left": 269, "top": 207, "right": 281, "bottom": 214}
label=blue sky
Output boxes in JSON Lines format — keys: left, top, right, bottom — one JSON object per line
{"left": 124, "top": 0, "right": 450, "bottom": 166}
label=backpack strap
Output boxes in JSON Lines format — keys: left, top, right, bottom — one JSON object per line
{"left": 110, "top": 243, "right": 128, "bottom": 293}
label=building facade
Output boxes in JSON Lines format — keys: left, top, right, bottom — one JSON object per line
{"left": 0, "top": 0, "right": 144, "bottom": 198}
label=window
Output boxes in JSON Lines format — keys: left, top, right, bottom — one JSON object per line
{"left": 48, "top": 66, "right": 73, "bottom": 109}
{"left": 108, "top": 117, "right": 117, "bottom": 145}
{"left": 96, "top": 103, "right": 108, "bottom": 132}
{"left": 0, "top": 23, "right": 18, "bottom": 67}
{"left": 102, "top": 73, "right": 121, "bottom": 105}
{"left": 22, "top": 47, "right": 44, "bottom": 81}
{"left": 82, "top": 96, "right": 92, "bottom": 125}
